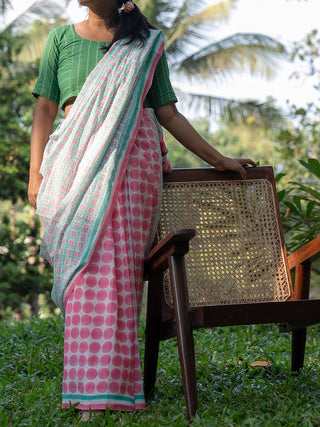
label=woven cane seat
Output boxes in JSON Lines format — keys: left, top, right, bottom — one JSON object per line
{"left": 158, "top": 177, "right": 292, "bottom": 307}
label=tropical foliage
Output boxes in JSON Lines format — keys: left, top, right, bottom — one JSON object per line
{"left": 276, "top": 29, "right": 320, "bottom": 183}
{"left": 0, "top": 3, "right": 319, "bottom": 318}
{"left": 0, "top": 4, "right": 63, "bottom": 319}
{"left": 141, "top": 0, "right": 285, "bottom": 79}
{"left": 279, "top": 159, "right": 320, "bottom": 254}
{"left": 0, "top": 208, "right": 53, "bottom": 319}
{"left": 0, "top": 31, "right": 35, "bottom": 202}
{"left": 3, "top": 1, "right": 287, "bottom": 121}
{"left": 274, "top": 29, "right": 320, "bottom": 287}
{"left": 139, "top": 0, "right": 286, "bottom": 120}
{"left": 0, "top": 0, "right": 11, "bottom": 17}
{"left": 1, "top": 1, "right": 66, "bottom": 32}
{"left": 0, "top": 28, "right": 54, "bottom": 319}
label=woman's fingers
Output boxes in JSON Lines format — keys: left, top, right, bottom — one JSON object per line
{"left": 234, "top": 158, "right": 257, "bottom": 179}
{"left": 234, "top": 158, "right": 257, "bottom": 167}
{"left": 236, "top": 163, "right": 247, "bottom": 179}
{"left": 216, "top": 157, "right": 257, "bottom": 179}
{"left": 28, "top": 192, "right": 37, "bottom": 208}
{"left": 28, "top": 173, "right": 43, "bottom": 209}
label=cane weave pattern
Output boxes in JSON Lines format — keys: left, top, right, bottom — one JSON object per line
{"left": 159, "top": 179, "right": 291, "bottom": 307}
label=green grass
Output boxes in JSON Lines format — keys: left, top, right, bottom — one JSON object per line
{"left": 1, "top": 316, "right": 320, "bottom": 426}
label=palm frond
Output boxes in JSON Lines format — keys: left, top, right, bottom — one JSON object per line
{"left": 4, "top": 1, "right": 65, "bottom": 32}
{"left": 180, "top": 0, "right": 236, "bottom": 26}
{"left": 0, "top": 0, "right": 12, "bottom": 16}
{"left": 175, "top": 88, "right": 286, "bottom": 127}
{"left": 165, "top": 0, "right": 236, "bottom": 51}
{"left": 175, "top": 33, "right": 287, "bottom": 80}
{"left": 139, "top": 0, "right": 176, "bottom": 29}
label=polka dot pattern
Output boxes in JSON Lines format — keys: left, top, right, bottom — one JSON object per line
{"left": 62, "top": 114, "right": 162, "bottom": 411}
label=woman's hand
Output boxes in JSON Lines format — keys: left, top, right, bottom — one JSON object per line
{"left": 28, "top": 171, "right": 43, "bottom": 209}
{"left": 214, "top": 157, "right": 257, "bottom": 179}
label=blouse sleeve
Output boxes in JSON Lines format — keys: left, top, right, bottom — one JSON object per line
{"left": 146, "top": 50, "right": 178, "bottom": 109}
{"left": 32, "top": 28, "right": 60, "bottom": 104}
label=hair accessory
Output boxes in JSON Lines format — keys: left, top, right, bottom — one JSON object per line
{"left": 118, "top": 1, "right": 135, "bottom": 14}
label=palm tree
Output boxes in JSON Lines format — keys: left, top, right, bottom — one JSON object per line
{"left": 5, "top": 0, "right": 285, "bottom": 79}
{"left": 0, "top": 1, "right": 71, "bottom": 63}
{"left": 2, "top": 0, "right": 286, "bottom": 124}
{"left": 140, "top": 0, "right": 286, "bottom": 123}
{"left": 1, "top": 1, "right": 69, "bottom": 32}
{"left": 0, "top": 0, "right": 11, "bottom": 16}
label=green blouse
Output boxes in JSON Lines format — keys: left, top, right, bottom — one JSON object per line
{"left": 32, "top": 24, "right": 177, "bottom": 110}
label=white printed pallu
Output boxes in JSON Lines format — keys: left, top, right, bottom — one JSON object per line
{"left": 36, "top": 30, "right": 165, "bottom": 411}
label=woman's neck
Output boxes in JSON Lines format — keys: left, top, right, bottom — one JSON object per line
{"left": 84, "top": 0, "right": 116, "bottom": 23}
{"left": 87, "top": 10, "right": 112, "bottom": 30}
{"left": 75, "top": 6, "right": 115, "bottom": 42}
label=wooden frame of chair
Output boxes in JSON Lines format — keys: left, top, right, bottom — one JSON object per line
{"left": 143, "top": 166, "right": 320, "bottom": 419}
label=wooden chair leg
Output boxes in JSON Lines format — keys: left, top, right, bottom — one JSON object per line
{"left": 144, "top": 274, "right": 162, "bottom": 398}
{"left": 169, "top": 255, "right": 198, "bottom": 419}
{"left": 291, "top": 328, "right": 307, "bottom": 372}
{"left": 291, "top": 261, "right": 310, "bottom": 372}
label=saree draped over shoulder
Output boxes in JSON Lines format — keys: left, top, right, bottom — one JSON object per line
{"left": 36, "top": 30, "right": 165, "bottom": 411}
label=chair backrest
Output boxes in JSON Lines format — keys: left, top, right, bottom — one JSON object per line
{"left": 158, "top": 166, "right": 293, "bottom": 308}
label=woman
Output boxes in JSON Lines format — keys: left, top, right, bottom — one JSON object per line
{"left": 28, "top": 0, "right": 256, "bottom": 416}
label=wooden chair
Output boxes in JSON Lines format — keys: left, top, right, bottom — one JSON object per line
{"left": 143, "top": 166, "right": 320, "bottom": 419}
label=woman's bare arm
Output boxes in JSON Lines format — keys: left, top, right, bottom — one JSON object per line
{"left": 155, "top": 102, "right": 256, "bottom": 178}
{"left": 28, "top": 96, "right": 58, "bottom": 207}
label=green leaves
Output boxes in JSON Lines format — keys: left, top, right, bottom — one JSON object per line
{"left": 300, "top": 159, "right": 320, "bottom": 180}
{"left": 277, "top": 189, "right": 286, "bottom": 203}
{"left": 0, "top": 210, "right": 54, "bottom": 319}
{"left": 280, "top": 158, "right": 320, "bottom": 254}
{"left": 0, "top": 31, "right": 36, "bottom": 203}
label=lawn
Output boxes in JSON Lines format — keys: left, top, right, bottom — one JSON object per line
{"left": 1, "top": 315, "right": 320, "bottom": 426}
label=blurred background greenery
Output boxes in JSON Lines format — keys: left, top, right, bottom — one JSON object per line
{"left": 1, "top": 0, "right": 320, "bottom": 319}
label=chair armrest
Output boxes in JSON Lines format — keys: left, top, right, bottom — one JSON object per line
{"left": 287, "top": 235, "right": 320, "bottom": 300}
{"left": 288, "top": 235, "right": 320, "bottom": 270}
{"left": 144, "top": 228, "right": 196, "bottom": 275}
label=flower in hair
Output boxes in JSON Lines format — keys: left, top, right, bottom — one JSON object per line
{"left": 118, "top": 1, "right": 135, "bottom": 14}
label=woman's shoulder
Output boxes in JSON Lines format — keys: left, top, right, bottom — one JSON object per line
{"left": 44, "top": 24, "right": 80, "bottom": 52}
{"left": 47, "top": 24, "right": 74, "bottom": 42}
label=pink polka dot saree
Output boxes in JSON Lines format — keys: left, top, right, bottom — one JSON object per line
{"left": 36, "top": 30, "right": 165, "bottom": 411}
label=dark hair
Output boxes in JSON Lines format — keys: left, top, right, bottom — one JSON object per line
{"left": 104, "top": 1, "right": 155, "bottom": 51}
